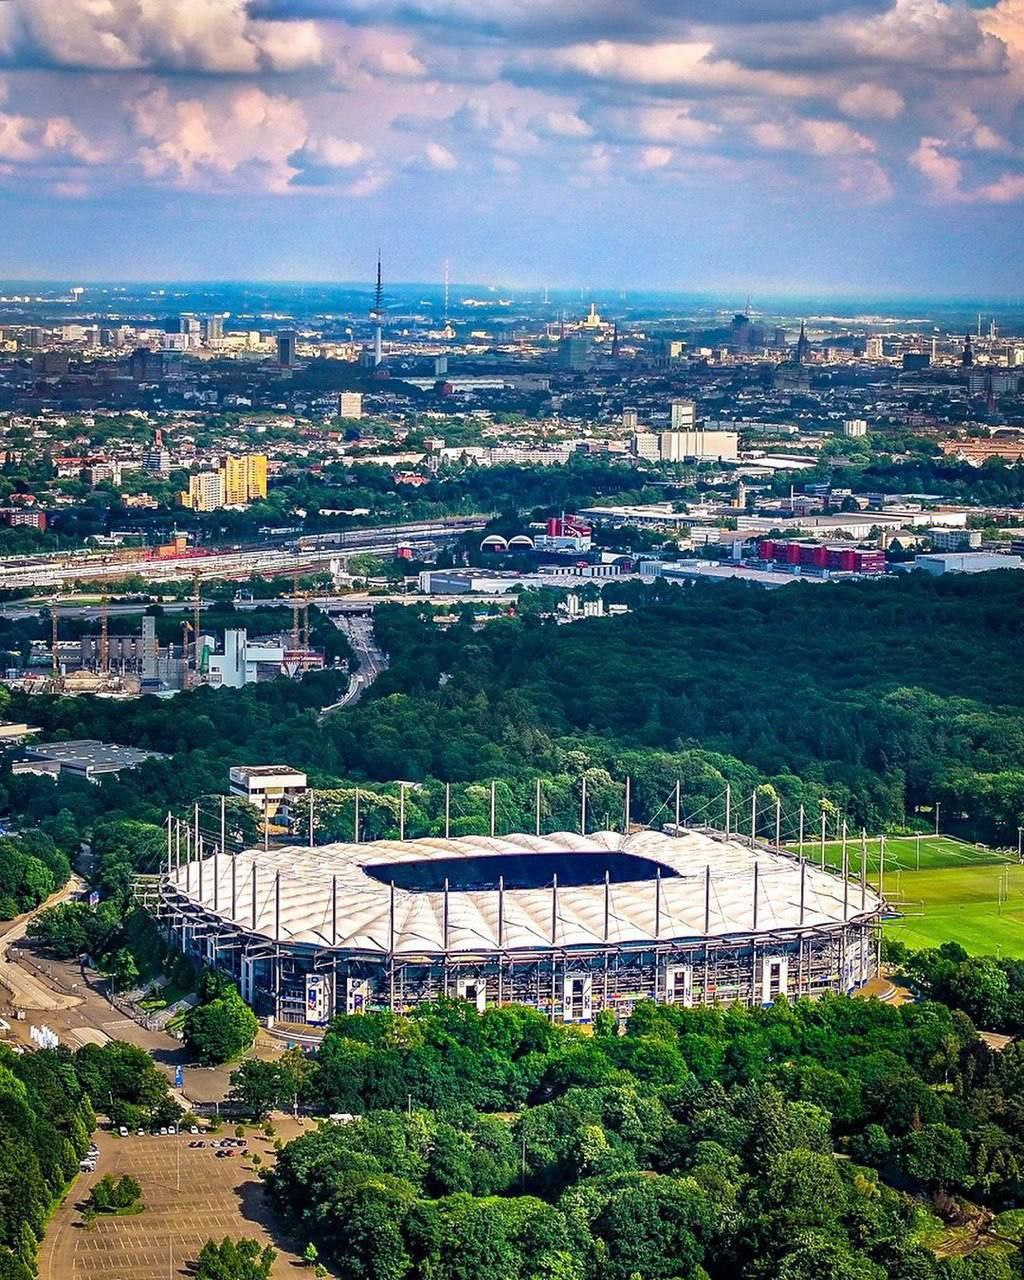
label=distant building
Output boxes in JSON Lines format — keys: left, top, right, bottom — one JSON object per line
{"left": 670, "top": 399, "right": 697, "bottom": 431}
{"left": 911, "top": 551, "right": 1022, "bottom": 575}
{"left": 338, "top": 391, "right": 364, "bottom": 419}
{"left": 557, "top": 337, "right": 589, "bottom": 370}
{"left": 622, "top": 408, "right": 638, "bottom": 430}
{"left": 5, "top": 509, "right": 46, "bottom": 530}
{"left": 277, "top": 330, "right": 298, "bottom": 368}
{"left": 842, "top": 419, "right": 868, "bottom": 438}
{"left": 182, "top": 470, "right": 226, "bottom": 512}
{"left": 143, "top": 430, "right": 171, "bottom": 475}
{"left": 229, "top": 765, "right": 308, "bottom": 821}
{"left": 757, "top": 540, "right": 886, "bottom": 575}
{"left": 658, "top": 430, "right": 738, "bottom": 462}
{"left": 929, "top": 528, "right": 982, "bottom": 551}
{"left": 795, "top": 321, "right": 811, "bottom": 364}
{"left": 222, "top": 454, "right": 267, "bottom": 505}
{"left": 865, "top": 336, "right": 884, "bottom": 359}
{"left": 180, "top": 454, "right": 266, "bottom": 510}
{"left": 15, "top": 739, "right": 166, "bottom": 781}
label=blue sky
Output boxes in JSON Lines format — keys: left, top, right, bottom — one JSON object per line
{"left": 0, "top": 0, "right": 1022, "bottom": 293}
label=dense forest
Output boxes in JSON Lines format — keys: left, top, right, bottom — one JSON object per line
{"left": 3, "top": 571, "right": 1022, "bottom": 873}
{"left": 243, "top": 995, "right": 1024, "bottom": 1280}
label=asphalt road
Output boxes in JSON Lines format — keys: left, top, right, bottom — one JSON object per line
{"left": 317, "top": 612, "right": 388, "bottom": 719}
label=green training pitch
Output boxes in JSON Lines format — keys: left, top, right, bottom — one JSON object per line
{"left": 785, "top": 833, "right": 1023, "bottom": 957}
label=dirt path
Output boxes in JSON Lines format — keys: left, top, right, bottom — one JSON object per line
{"left": 0, "top": 875, "right": 86, "bottom": 1012}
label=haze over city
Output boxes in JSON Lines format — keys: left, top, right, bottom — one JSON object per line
{"left": 0, "top": 0, "right": 1023, "bottom": 290}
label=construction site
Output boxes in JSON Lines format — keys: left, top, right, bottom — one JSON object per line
{"left": 7, "top": 575, "right": 325, "bottom": 696}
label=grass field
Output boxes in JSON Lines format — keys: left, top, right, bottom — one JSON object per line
{"left": 785, "top": 833, "right": 1024, "bottom": 957}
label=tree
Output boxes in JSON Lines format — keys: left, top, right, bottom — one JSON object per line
{"left": 184, "top": 990, "right": 258, "bottom": 1065}
{"left": 89, "top": 1174, "right": 142, "bottom": 1213}
{"left": 898, "top": 1124, "right": 972, "bottom": 1192}
{"left": 194, "top": 1237, "right": 276, "bottom": 1280}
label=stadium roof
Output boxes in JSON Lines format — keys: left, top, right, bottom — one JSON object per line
{"left": 167, "top": 829, "right": 882, "bottom": 955}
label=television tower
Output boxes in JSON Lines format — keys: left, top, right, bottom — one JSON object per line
{"left": 443, "top": 257, "right": 450, "bottom": 327}
{"left": 371, "top": 249, "right": 383, "bottom": 366}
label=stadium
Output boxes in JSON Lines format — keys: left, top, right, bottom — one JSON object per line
{"left": 157, "top": 827, "right": 885, "bottom": 1027}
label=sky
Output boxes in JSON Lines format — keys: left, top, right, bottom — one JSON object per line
{"left": 0, "top": 0, "right": 1022, "bottom": 294}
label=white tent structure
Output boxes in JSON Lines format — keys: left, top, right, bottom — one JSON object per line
{"left": 158, "top": 829, "right": 884, "bottom": 1027}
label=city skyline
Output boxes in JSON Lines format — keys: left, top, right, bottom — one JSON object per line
{"left": 0, "top": 0, "right": 1022, "bottom": 290}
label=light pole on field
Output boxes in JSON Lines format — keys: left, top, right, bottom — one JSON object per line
{"left": 1018, "top": 827, "right": 1023, "bottom": 865}
{"left": 934, "top": 802, "right": 940, "bottom": 836}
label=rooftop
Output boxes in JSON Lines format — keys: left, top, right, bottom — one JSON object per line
{"left": 166, "top": 828, "right": 883, "bottom": 955}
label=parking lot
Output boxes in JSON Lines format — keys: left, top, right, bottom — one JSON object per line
{"left": 39, "top": 1119, "right": 310, "bottom": 1279}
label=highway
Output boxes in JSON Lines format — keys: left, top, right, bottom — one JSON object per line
{"left": 318, "top": 612, "right": 388, "bottom": 719}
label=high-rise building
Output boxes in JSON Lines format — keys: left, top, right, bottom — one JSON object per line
{"left": 338, "top": 391, "right": 364, "bottom": 419}
{"left": 630, "top": 432, "right": 660, "bottom": 460}
{"left": 622, "top": 408, "right": 638, "bottom": 430}
{"left": 222, "top": 454, "right": 268, "bottom": 505}
{"left": 277, "top": 330, "right": 298, "bottom": 367}
{"left": 558, "top": 336, "right": 589, "bottom": 370}
{"left": 182, "top": 470, "right": 226, "bottom": 512}
{"left": 865, "top": 336, "right": 884, "bottom": 359}
{"left": 143, "top": 429, "right": 171, "bottom": 474}
{"left": 670, "top": 399, "right": 697, "bottom": 431}
{"left": 842, "top": 419, "right": 868, "bottom": 438}
{"left": 204, "top": 315, "right": 224, "bottom": 343}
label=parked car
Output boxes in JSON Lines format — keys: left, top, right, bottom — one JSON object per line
{"left": 117, "top": 1126, "right": 128, "bottom": 1137}
{"left": 189, "top": 1126, "right": 199, "bottom": 1135}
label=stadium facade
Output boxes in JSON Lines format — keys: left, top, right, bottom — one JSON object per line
{"left": 156, "top": 828, "right": 885, "bottom": 1027}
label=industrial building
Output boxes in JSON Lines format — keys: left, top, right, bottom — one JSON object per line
{"left": 756, "top": 541, "right": 887, "bottom": 575}
{"left": 908, "top": 551, "right": 1023, "bottom": 575}
{"left": 15, "top": 739, "right": 166, "bottom": 781}
{"left": 156, "top": 826, "right": 884, "bottom": 1027}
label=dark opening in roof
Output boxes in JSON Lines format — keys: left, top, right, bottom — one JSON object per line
{"left": 363, "top": 851, "right": 677, "bottom": 893}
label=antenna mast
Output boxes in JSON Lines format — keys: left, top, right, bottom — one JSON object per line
{"left": 372, "top": 250, "right": 383, "bottom": 366}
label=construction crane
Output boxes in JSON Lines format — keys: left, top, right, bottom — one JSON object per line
{"left": 301, "top": 599, "right": 310, "bottom": 650}
{"left": 191, "top": 571, "right": 202, "bottom": 671}
{"left": 181, "top": 619, "right": 193, "bottom": 669}
{"left": 291, "top": 573, "right": 302, "bottom": 650}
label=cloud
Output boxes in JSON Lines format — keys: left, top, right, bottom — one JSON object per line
{"left": 523, "top": 40, "right": 821, "bottom": 97}
{"left": 363, "top": 46, "right": 428, "bottom": 78}
{"left": 910, "top": 132, "right": 1024, "bottom": 203}
{"left": 750, "top": 117, "right": 875, "bottom": 156}
{"left": 423, "top": 141, "right": 458, "bottom": 169}
{"left": 638, "top": 145, "right": 673, "bottom": 169}
{"left": 531, "top": 109, "right": 593, "bottom": 139}
{"left": 129, "top": 85, "right": 309, "bottom": 190}
{"left": 837, "top": 82, "right": 904, "bottom": 120}
{"left": 0, "top": 0, "right": 325, "bottom": 74}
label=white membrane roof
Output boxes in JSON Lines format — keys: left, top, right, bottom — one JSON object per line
{"left": 167, "top": 828, "right": 882, "bottom": 955}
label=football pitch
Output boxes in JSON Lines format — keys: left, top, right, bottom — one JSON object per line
{"left": 785, "top": 833, "right": 1024, "bottom": 957}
